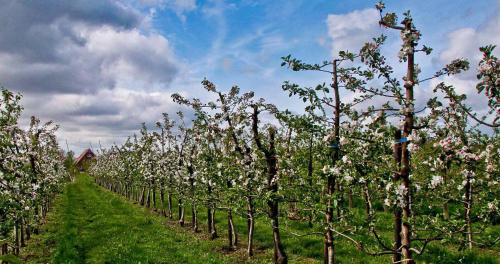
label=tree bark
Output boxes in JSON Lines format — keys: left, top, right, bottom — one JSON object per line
{"left": 178, "top": 198, "right": 185, "bottom": 227}
{"left": 399, "top": 20, "right": 415, "bottom": 264}
{"left": 160, "top": 186, "right": 166, "bottom": 216}
{"left": 1, "top": 242, "right": 7, "bottom": 256}
{"left": 14, "top": 221, "right": 20, "bottom": 255}
{"left": 139, "top": 186, "right": 146, "bottom": 206}
{"left": 252, "top": 109, "right": 288, "bottom": 264}
{"left": 247, "top": 196, "right": 255, "bottom": 257}
{"left": 464, "top": 168, "right": 473, "bottom": 249}
{"left": 209, "top": 207, "right": 217, "bottom": 239}
{"left": 146, "top": 187, "right": 151, "bottom": 208}
{"left": 207, "top": 206, "right": 217, "bottom": 239}
{"left": 191, "top": 203, "right": 198, "bottom": 232}
{"left": 227, "top": 209, "right": 238, "bottom": 249}
{"left": 20, "top": 218, "right": 26, "bottom": 247}
{"left": 324, "top": 59, "right": 340, "bottom": 264}
{"left": 152, "top": 185, "right": 157, "bottom": 210}
{"left": 168, "top": 193, "right": 173, "bottom": 219}
{"left": 348, "top": 189, "right": 354, "bottom": 209}
{"left": 26, "top": 222, "right": 31, "bottom": 241}
{"left": 442, "top": 161, "right": 450, "bottom": 220}
{"left": 307, "top": 133, "right": 314, "bottom": 227}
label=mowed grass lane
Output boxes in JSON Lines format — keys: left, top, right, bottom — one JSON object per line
{"left": 23, "top": 174, "right": 235, "bottom": 264}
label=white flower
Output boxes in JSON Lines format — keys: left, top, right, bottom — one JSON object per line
{"left": 395, "top": 184, "right": 407, "bottom": 207}
{"left": 341, "top": 156, "right": 351, "bottom": 165}
{"left": 344, "top": 175, "right": 353, "bottom": 183}
{"left": 486, "top": 164, "right": 494, "bottom": 173}
{"left": 408, "top": 143, "right": 419, "bottom": 153}
{"left": 323, "top": 132, "right": 334, "bottom": 142}
{"left": 430, "top": 175, "right": 443, "bottom": 188}
{"left": 404, "top": 80, "right": 414, "bottom": 88}
{"left": 331, "top": 166, "right": 341, "bottom": 175}
{"left": 385, "top": 182, "right": 393, "bottom": 192}
{"left": 487, "top": 202, "right": 497, "bottom": 212}
{"left": 384, "top": 198, "right": 391, "bottom": 207}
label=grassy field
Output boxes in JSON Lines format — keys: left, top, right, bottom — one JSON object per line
{"left": 21, "top": 174, "right": 249, "bottom": 264}
{"left": 20, "top": 174, "right": 499, "bottom": 263}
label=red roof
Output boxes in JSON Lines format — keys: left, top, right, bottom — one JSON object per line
{"left": 74, "top": 148, "right": 96, "bottom": 166}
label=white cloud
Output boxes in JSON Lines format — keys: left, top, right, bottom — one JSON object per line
{"left": 0, "top": 1, "right": 186, "bottom": 153}
{"left": 20, "top": 88, "right": 188, "bottom": 153}
{"left": 326, "top": 8, "right": 382, "bottom": 56}
{"left": 435, "top": 4, "right": 500, "bottom": 112}
{"left": 140, "top": 0, "right": 197, "bottom": 21}
{"left": 171, "top": 0, "right": 197, "bottom": 11}
{"left": 83, "top": 26, "right": 178, "bottom": 90}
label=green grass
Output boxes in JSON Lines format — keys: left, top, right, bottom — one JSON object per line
{"left": 157, "top": 194, "right": 499, "bottom": 264}
{"left": 22, "top": 174, "right": 250, "bottom": 263}
{"left": 21, "top": 174, "right": 499, "bottom": 263}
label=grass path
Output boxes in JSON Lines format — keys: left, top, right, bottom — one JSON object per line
{"left": 22, "top": 174, "right": 241, "bottom": 264}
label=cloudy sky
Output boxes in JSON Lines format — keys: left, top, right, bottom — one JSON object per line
{"left": 0, "top": 0, "right": 498, "bottom": 154}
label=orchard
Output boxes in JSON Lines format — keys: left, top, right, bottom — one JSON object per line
{"left": 1, "top": 1, "right": 499, "bottom": 264}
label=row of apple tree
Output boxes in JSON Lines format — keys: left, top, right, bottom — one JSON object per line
{"left": 89, "top": 2, "right": 498, "bottom": 264}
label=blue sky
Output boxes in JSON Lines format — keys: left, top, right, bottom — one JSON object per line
{"left": 148, "top": 0, "right": 498, "bottom": 110}
{"left": 152, "top": 0, "right": 496, "bottom": 84}
{"left": 0, "top": 0, "right": 498, "bottom": 153}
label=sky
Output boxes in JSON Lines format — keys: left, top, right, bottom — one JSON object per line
{"left": 0, "top": 0, "right": 498, "bottom": 154}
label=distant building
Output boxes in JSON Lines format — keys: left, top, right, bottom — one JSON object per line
{"left": 74, "top": 148, "right": 96, "bottom": 171}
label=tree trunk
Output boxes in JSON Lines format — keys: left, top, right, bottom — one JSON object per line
{"left": 146, "top": 187, "right": 151, "bottom": 208}
{"left": 362, "top": 182, "right": 371, "bottom": 220}
{"left": 393, "top": 130, "right": 403, "bottom": 263}
{"left": 324, "top": 175, "right": 335, "bottom": 264}
{"left": 399, "top": 20, "right": 415, "bottom": 263}
{"left": 323, "top": 59, "right": 340, "bottom": 264}
{"left": 152, "top": 186, "right": 157, "bottom": 210}
{"left": 307, "top": 134, "right": 314, "bottom": 227}
{"left": 442, "top": 164, "right": 450, "bottom": 220}
{"left": 247, "top": 196, "right": 255, "bottom": 257}
{"left": 14, "top": 221, "right": 20, "bottom": 255}
{"left": 207, "top": 184, "right": 218, "bottom": 239}
{"left": 336, "top": 182, "right": 344, "bottom": 219}
{"left": 20, "top": 218, "right": 26, "bottom": 247}
{"left": 178, "top": 198, "right": 185, "bottom": 227}
{"left": 160, "top": 187, "right": 166, "bottom": 216}
{"left": 251, "top": 112, "right": 288, "bottom": 264}
{"left": 191, "top": 203, "right": 198, "bottom": 232}
{"left": 1, "top": 242, "right": 7, "bottom": 256}
{"left": 270, "top": 199, "right": 287, "bottom": 264}
{"left": 26, "top": 222, "right": 31, "bottom": 241}
{"left": 227, "top": 209, "right": 238, "bottom": 250}
{"left": 168, "top": 193, "right": 173, "bottom": 219}
{"left": 207, "top": 206, "right": 212, "bottom": 236}
{"left": 208, "top": 206, "right": 217, "bottom": 239}
{"left": 139, "top": 186, "right": 146, "bottom": 206}
{"left": 443, "top": 202, "right": 450, "bottom": 220}
{"left": 464, "top": 169, "right": 473, "bottom": 250}
{"left": 348, "top": 188, "right": 354, "bottom": 209}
